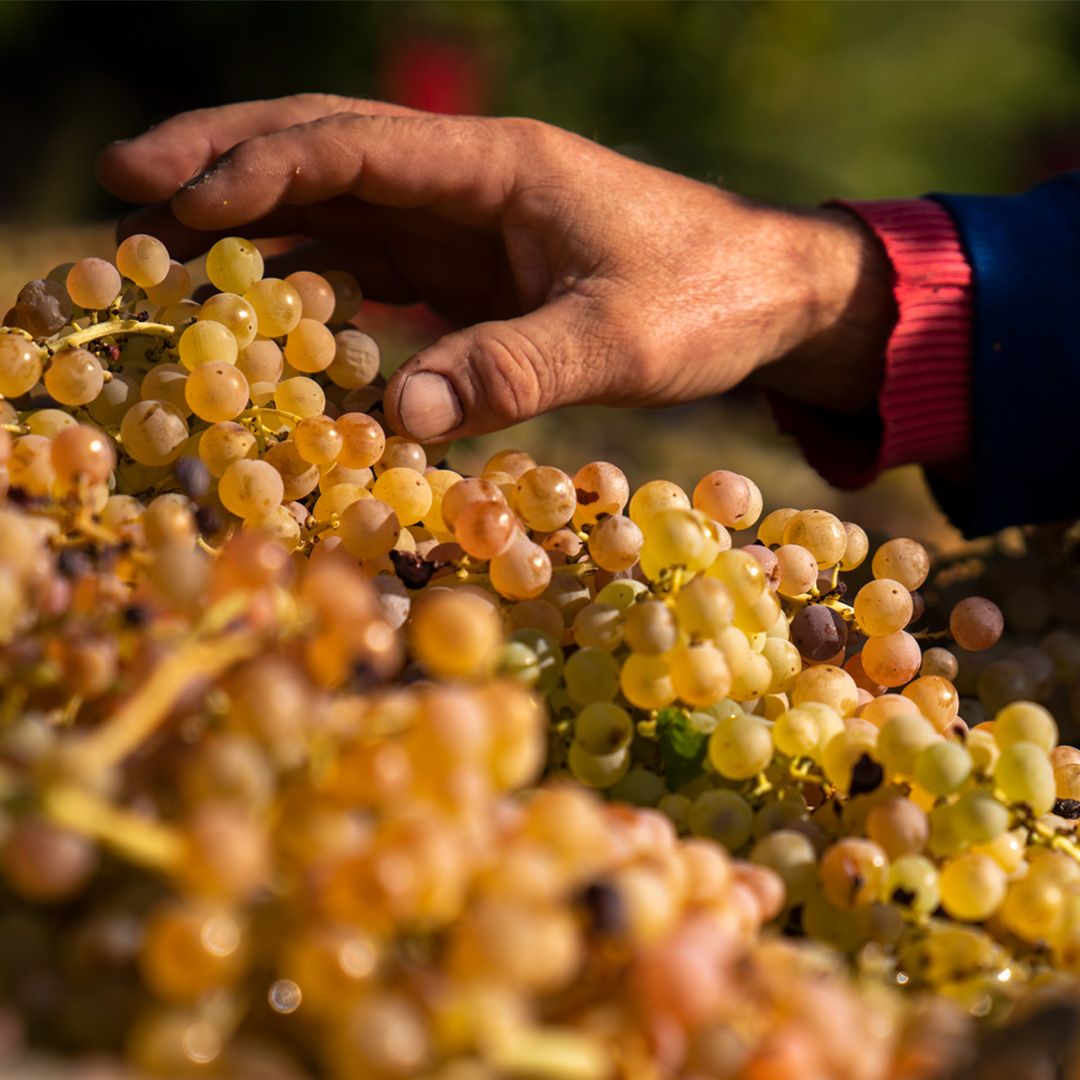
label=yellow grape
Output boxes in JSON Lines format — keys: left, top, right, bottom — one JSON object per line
{"left": 206, "top": 237, "right": 264, "bottom": 295}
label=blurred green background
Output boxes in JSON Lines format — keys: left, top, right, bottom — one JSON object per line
{"left": 2, "top": 0, "right": 1077, "bottom": 544}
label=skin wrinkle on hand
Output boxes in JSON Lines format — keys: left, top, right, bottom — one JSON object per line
{"left": 97, "top": 93, "right": 895, "bottom": 441}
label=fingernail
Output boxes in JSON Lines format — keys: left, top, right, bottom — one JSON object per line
{"left": 399, "top": 372, "right": 462, "bottom": 440}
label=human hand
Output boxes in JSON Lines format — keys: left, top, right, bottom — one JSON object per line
{"left": 97, "top": 94, "right": 895, "bottom": 443}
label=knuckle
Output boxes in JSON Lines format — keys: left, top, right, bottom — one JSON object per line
{"left": 470, "top": 326, "right": 549, "bottom": 422}
{"left": 293, "top": 91, "right": 350, "bottom": 113}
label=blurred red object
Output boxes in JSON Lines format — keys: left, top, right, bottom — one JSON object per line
{"left": 378, "top": 35, "right": 491, "bottom": 116}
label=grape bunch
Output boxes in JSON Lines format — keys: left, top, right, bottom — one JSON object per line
{"left": 0, "top": 234, "right": 1076, "bottom": 1078}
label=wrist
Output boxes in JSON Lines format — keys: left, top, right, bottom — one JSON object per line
{"left": 750, "top": 205, "right": 897, "bottom": 414}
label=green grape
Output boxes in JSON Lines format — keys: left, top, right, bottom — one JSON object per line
{"left": 179, "top": 320, "right": 238, "bottom": 370}
{"left": 337, "top": 413, "right": 386, "bottom": 470}
{"left": 780, "top": 509, "right": 847, "bottom": 568}
{"left": 772, "top": 707, "right": 820, "bottom": 759}
{"left": 51, "top": 424, "right": 114, "bottom": 486}
{"left": 263, "top": 441, "right": 319, "bottom": 501}
{"left": 571, "top": 460, "right": 628, "bottom": 527}
{"left": 609, "top": 766, "right": 666, "bottom": 807}
{"left": 236, "top": 339, "right": 283, "bottom": 384}
{"left": 377, "top": 436, "right": 426, "bottom": 475}
{"left": 284, "top": 271, "right": 335, "bottom": 323}
{"left": 10, "top": 434, "right": 55, "bottom": 494}
{"left": 312, "top": 483, "right": 368, "bottom": 521}
{"left": 619, "top": 652, "right": 675, "bottom": 711}
{"left": 640, "top": 508, "right": 715, "bottom": 575}
{"left": 45, "top": 347, "right": 104, "bottom": 405}
{"left": 913, "top": 740, "right": 972, "bottom": 796}
{"left": 507, "top": 629, "right": 563, "bottom": 693}
{"left": 992, "top": 700, "right": 1058, "bottom": 753}
{"left": 994, "top": 741, "right": 1056, "bottom": 815}
{"left": 587, "top": 514, "right": 643, "bottom": 572}
{"left": 141, "top": 362, "right": 192, "bottom": 418}
{"left": 673, "top": 575, "right": 734, "bottom": 640}
{"left": 705, "top": 549, "right": 766, "bottom": 607}
{"left": 245, "top": 278, "right": 302, "bottom": 338}
{"left": 206, "top": 237, "right": 264, "bottom": 294}
{"left": 756, "top": 507, "right": 797, "bottom": 548}
{"left": 567, "top": 741, "right": 629, "bottom": 789}
{"left": 884, "top": 854, "right": 940, "bottom": 916}
{"left": 284, "top": 318, "right": 336, "bottom": 373}
{"left": 572, "top": 603, "right": 624, "bottom": 652}
{"left": 120, "top": 400, "right": 189, "bottom": 467}
{"left": 802, "top": 892, "right": 870, "bottom": 953}
{"left": 691, "top": 469, "right": 757, "bottom": 529}
{"left": 512, "top": 466, "right": 576, "bottom": 532}
{"left": 876, "top": 714, "right": 938, "bottom": 777}
{"left": 327, "top": 329, "right": 381, "bottom": 389}
{"left": 840, "top": 521, "right": 869, "bottom": 570}
{"left": 0, "top": 335, "right": 43, "bottom": 396}
{"left": 774, "top": 544, "right": 818, "bottom": 597}
{"left": 490, "top": 537, "right": 552, "bottom": 601}
{"left": 966, "top": 729, "right": 1000, "bottom": 775}
{"left": 66, "top": 257, "right": 121, "bottom": 310}
{"left": 854, "top": 578, "right": 913, "bottom": 637}
{"left": 200, "top": 292, "right": 258, "bottom": 350}
{"left": 574, "top": 702, "right": 634, "bottom": 754}
{"left": 707, "top": 712, "right": 772, "bottom": 780}
{"left": 184, "top": 361, "right": 249, "bottom": 422}
{"left": 728, "top": 650, "right": 772, "bottom": 702}
{"left": 902, "top": 676, "right": 960, "bottom": 732}
{"left": 939, "top": 853, "right": 1007, "bottom": 922}
{"left": 115, "top": 234, "right": 169, "bottom": 289}
{"left": 337, "top": 497, "right": 400, "bottom": 559}
{"left": 594, "top": 578, "right": 647, "bottom": 611}
{"left": 871, "top": 537, "right": 930, "bottom": 590}
{"left": 951, "top": 790, "right": 1009, "bottom": 845}
{"left": 293, "top": 416, "right": 343, "bottom": 466}
{"left": 927, "top": 803, "right": 965, "bottom": 859}
{"left": 218, "top": 459, "right": 284, "bottom": 521}
{"left": 750, "top": 829, "right": 816, "bottom": 905}
{"left": 275, "top": 376, "right": 325, "bottom": 419}
{"left": 670, "top": 642, "right": 732, "bottom": 707}
{"left": 821, "top": 723, "right": 878, "bottom": 791}
{"left": 624, "top": 600, "right": 677, "bottom": 654}
{"left": 145, "top": 260, "right": 190, "bottom": 306}
{"left": 492, "top": 640, "right": 541, "bottom": 686}
{"left": 563, "top": 648, "right": 620, "bottom": 705}
{"left": 627, "top": 479, "right": 690, "bottom": 527}
{"left": 372, "top": 468, "right": 432, "bottom": 527}
{"left": 759, "top": 638, "right": 800, "bottom": 695}
{"left": 865, "top": 797, "right": 929, "bottom": 858}
{"left": 820, "top": 838, "right": 888, "bottom": 909}
{"left": 1000, "top": 875, "right": 1067, "bottom": 943}
{"left": 687, "top": 789, "right": 753, "bottom": 849}
{"left": 973, "top": 829, "right": 1027, "bottom": 875}
{"left": 751, "top": 799, "right": 808, "bottom": 840}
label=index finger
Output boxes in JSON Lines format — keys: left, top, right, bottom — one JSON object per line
{"left": 169, "top": 112, "right": 526, "bottom": 231}
{"left": 96, "top": 94, "right": 425, "bottom": 204}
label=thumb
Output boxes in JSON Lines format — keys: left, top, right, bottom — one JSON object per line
{"left": 383, "top": 298, "right": 602, "bottom": 442}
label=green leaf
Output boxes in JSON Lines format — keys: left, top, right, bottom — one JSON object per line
{"left": 656, "top": 707, "right": 709, "bottom": 792}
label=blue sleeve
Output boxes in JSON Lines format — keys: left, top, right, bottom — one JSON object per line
{"left": 927, "top": 174, "right": 1080, "bottom": 538}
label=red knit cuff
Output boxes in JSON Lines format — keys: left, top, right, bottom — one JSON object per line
{"left": 772, "top": 199, "right": 972, "bottom": 489}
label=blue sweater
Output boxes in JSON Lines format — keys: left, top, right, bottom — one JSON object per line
{"left": 930, "top": 175, "right": 1080, "bottom": 537}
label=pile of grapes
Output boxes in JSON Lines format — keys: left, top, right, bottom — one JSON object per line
{"left": 0, "top": 234, "right": 1077, "bottom": 1079}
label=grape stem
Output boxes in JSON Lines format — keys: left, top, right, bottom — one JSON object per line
{"left": 70, "top": 629, "right": 259, "bottom": 775}
{"left": 45, "top": 318, "right": 176, "bottom": 356}
{"left": 43, "top": 783, "right": 184, "bottom": 871}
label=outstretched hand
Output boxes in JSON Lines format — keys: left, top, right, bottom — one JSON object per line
{"left": 97, "top": 94, "right": 894, "bottom": 443}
